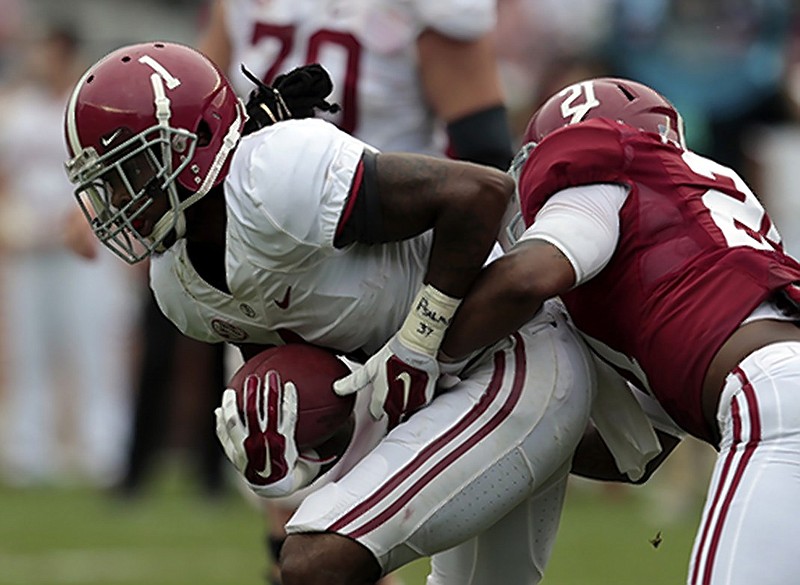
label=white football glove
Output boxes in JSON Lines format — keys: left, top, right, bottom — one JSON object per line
{"left": 214, "top": 370, "right": 320, "bottom": 498}
{"left": 336, "top": 334, "right": 440, "bottom": 428}
{"left": 334, "top": 285, "right": 461, "bottom": 428}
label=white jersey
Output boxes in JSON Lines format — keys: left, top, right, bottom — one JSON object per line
{"left": 150, "top": 118, "right": 431, "bottom": 354}
{"left": 221, "top": 0, "right": 496, "bottom": 154}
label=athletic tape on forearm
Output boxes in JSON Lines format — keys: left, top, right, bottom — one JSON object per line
{"left": 398, "top": 285, "right": 462, "bottom": 356}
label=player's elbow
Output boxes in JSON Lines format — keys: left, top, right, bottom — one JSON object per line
{"left": 450, "top": 164, "right": 514, "bottom": 235}
{"left": 439, "top": 165, "right": 514, "bottom": 256}
{"left": 460, "top": 165, "right": 514, "bottom": 220}
{"left": 483, "top": 168, "right": 515, "bottom": 212}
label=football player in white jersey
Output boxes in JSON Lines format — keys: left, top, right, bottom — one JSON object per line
{"left": 199, "top": 3, "right": 516, "bottom": 580}
{"left": 63, "top": 43, "right": 659, "bottom": 585}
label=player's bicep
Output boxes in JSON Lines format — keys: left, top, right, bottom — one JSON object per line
{"left": 520, "top": 183, "right": 628, "bottom": 286}
{"left": 506, "top": 238, "right": 578, "bottom": 296}
{"left": 335, "top": 152, "right": 511, "bottom": 246}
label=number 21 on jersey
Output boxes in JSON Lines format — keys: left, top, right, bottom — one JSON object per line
{"left": 682, "top": 150, "right": 782, "bottom": 252}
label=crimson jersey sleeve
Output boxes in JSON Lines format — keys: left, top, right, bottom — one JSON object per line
{"left": 516, "top": 118, "right": 800, "bottom": 442}
{"left": 517, "top": 119, "right": 640, "bottom": 225}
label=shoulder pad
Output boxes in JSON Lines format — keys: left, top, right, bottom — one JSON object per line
{"left": 227, "top": 119, "right": 367, "bottom": 267}
{"left": 518, "top": 119, "right": 632, "bottom": 223}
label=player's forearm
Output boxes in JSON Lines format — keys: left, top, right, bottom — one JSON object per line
{"left": 422, "top": 166, "right": 513, "bottom": 298}
{"left": 197, "top": 0, "right": 232, "bottom": 71}
{"left": 440, "top": 252, "right": 543, "bottom": 359}
{"left": 441, "top": 240, "right": 570, "bottom": 359}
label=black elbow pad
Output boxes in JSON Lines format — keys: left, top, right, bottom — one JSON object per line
{"left": 447, "top": 105, "right": 514, "bottom": 171}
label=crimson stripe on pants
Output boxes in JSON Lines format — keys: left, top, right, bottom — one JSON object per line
{"left": 328, "top": 333, "right": 526, "bottom": 537}
{"left": 691, "top": 367, "right": 761, "bottom": 585}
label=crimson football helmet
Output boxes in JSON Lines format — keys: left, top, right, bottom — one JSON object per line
{"left": 64, "top": 41, "right": 245, "bottom": 263}
{"left": 522, "top": 77, "right": 686, "bottom": 149}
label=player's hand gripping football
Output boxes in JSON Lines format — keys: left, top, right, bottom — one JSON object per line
{"left": 215, "top": 370, "right": 320, "bottom": 498}
{"left": 334, "top": 284, "right": 461, "bottom": 428}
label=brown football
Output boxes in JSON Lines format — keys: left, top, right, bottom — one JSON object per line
{"left": 228, "top": 344, "right": 355, "bottom": 449}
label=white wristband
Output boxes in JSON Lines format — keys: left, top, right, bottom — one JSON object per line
{"left": 399, "top": 284, "right": 462, "bottom": 356}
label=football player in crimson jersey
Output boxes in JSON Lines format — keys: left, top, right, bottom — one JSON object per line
{"left": 441, "top": 77, "right": 800, "bottom": 585}
{"left": 197, "top": 2, "right": 514, "bottom": 580}
{"left": 64, "top": 43, "right": 660, "bottom": 585}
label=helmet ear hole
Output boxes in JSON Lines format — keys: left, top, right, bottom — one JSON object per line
{"left": 196, "top": 119, "right": 212, "bottom": 147}
{"left": 616, "top": 83, "right": 636, "bottom": 101}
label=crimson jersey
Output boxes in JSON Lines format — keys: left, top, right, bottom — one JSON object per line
{"left": 517, "top": 118, "right": 800, "bottom": 441}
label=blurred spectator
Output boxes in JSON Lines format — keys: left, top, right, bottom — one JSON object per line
{"left": 746, "top": 9, "right": 800, "bottom": 258}
{"left": 108, "top": 2, "right": 237, "bottom": 504}
{"left": 115, "top": 291, "right": 228, "bottom": 500}
{"left": 0, "top": 0, "right": 25, "bottom": 82}
{"left": 0, "top": 24, "right": 136, "bottom": 487}
{"left": 28, "top": 9, "right": 232, "bottom": 500}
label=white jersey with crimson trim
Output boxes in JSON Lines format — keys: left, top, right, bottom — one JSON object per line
{"left": 150, "top": 118, "right": 431, "bottom": 354}
{"left": 221, "top": 0, "right": 496, "bottom": 154}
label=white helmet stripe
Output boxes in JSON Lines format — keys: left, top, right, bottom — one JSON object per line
{"left": 138, "top": 55, "right": 181, "bottom": 90}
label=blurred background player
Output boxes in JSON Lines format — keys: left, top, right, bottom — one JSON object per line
{"left": 198, "top": 1, "right": 514, "bottom": 582}
{"left": 0, "top": 25, "right": 136, "bottom": 487}
{"left": 199, "top": 0, "right": 513, "bottom": 167}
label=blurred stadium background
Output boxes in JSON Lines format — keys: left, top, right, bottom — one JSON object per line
{"left": 1, "top": 0, "right": 798, "bottom": 583}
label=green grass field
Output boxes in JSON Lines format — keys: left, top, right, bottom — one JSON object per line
{"left": 0, "top": 463, "right": 704, "bottom": 585}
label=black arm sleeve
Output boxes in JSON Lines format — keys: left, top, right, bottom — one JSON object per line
{"left": 446, "top": 105, "right": 514, "bottom": 171}
{"left": 333, "top": 150, "right": 383, "bottom": 247}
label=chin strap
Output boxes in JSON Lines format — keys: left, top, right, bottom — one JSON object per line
{"left": 148, "top": 95, "right": 247, "bottom": 252}
{"left": 181, "top": 97, "right": 246, "bottom": 207}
